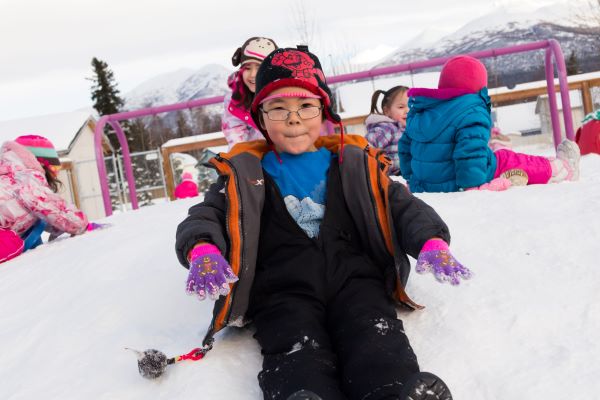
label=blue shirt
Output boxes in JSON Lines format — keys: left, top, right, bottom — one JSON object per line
{"left": 262, "top": 148, "right": 332, "bottom": 238}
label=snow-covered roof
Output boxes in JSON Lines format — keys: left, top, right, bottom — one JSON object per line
{"left": 0, "top": 110, "right": 96, "bottom": 152}
{"left": 161, "top": 131, "right": 225, "bottom": 148}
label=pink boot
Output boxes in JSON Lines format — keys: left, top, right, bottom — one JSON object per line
{"left": 0, "top": 229, "right": 24, "bottom": 264}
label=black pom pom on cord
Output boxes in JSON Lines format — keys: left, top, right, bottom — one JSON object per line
{"left": 127, "top": 343, "right": 212, "bottom": 379}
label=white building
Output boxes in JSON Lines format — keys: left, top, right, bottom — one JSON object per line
{"left": 0, "top": 110, "right": 110, "bottom": 220}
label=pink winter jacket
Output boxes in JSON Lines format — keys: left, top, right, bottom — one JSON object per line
{"left": 0, "top": 141, "right": 88, "bottom": 236}
{"left": 221, "top": 71, "right": 264, "bottom": 149}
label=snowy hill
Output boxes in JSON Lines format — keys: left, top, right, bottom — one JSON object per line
{"left": 125, "top": 64, "right": 231, "bottom": 111}
{"left": 1, "top": 144, "right": 600, "bottom": 399}
{"left": 378, "top": 3, "right": 600, "bottom": 88}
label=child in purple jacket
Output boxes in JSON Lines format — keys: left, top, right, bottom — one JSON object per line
{"left": 365, "top": 85, "right": 409, "bottom": 175}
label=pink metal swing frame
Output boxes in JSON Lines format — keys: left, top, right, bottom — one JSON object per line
{"left": 94, "top": 39, "right": 574, "bottom": 216}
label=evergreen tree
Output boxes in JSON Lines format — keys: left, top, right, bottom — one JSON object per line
{"left": 566, "top": 50, "right": 581, "bottom": 75}
{"left": 88, "top": 57, "right": 125, "bottom": 151}
{"left": 89, "top": 57, "right": 124, "bottom": 114}
{"left": 175, "top": 111, "right": 193, "bottom": 138}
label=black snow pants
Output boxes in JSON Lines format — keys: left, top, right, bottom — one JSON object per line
{"left": 248, "top": 161, "right": 420, "bottom": 400}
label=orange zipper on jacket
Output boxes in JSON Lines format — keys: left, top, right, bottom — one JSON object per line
{"left": 208, "top": 156, "right": 242, "bottom": 333}
{"left": 367, "top": 146, "right": 424, "bottom": 310}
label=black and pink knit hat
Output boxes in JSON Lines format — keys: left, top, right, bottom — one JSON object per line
{"left": 15, "top": 135, "right": 60, "bottom": 166}
{"left": 250, "top": 46, "right": 341, "bottom": 136}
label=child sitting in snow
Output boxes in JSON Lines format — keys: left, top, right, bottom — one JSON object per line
{"left": 176, "top": 47, "right": 468, "bottom": 400}
{"left": 399, "top": 55, "right": 580, "bottom": 193}
{"left": 0, "top": 135, "right": 90, "bottom": 264}
{"left": 222, "top": 36, "right": 278, "bottom": 149}
{"left": 365, "top": 85, "right": 409, "bottom": 175}
{"left": 174, "top": 172, "right": 199, "bottom": 199}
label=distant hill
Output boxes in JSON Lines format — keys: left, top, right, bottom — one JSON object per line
{"left": 376, "top": 4, "right": 600, "bottom": 88}
{"left": 125, "top": 64, "right": 230, "bottom": 111}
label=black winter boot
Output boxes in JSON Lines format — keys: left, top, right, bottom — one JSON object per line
{"left": 286, "top": 389, "right": 324, "bottom": 400}
{"left": 399, "top": 372, "right": 452, "bottom": 400}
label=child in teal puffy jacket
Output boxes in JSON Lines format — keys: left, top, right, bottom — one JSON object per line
{"left": 399, "top": 56, "right": 580, "bottom": 193}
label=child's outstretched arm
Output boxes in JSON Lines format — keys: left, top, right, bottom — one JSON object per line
{"left": 15, "top": 170, "right": 88, "bottom": 235}
{"left": 453, "top": 111, "right": 493, "bottom": 190}
{"left": 389, "top": 182, "right": 471, "bottom": 285}
{"left": 388, "top": 181, "right": 449, "bottom": 258}
{"left": 175, "top": 176, "right": 229, "bottom": 268}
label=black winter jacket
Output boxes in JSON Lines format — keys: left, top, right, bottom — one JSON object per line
{"left": 175, "top": 135, "right": 450, "bottom": 346}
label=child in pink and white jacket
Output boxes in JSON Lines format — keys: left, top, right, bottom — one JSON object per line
{"left": 221, "top": 37, "right": 278, "bottom": 149}
{"left": 0, "top": 135, "right": 89, "bottom": 264}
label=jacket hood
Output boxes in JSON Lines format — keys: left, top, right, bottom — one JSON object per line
{"left": 365, "top": 114, "right": 398, "bottom": 126}
{"left": 406, "top": 87, "right": 490, "bottom": 142}
{"left": 0, "top": 141, "right": 45, "bottom": 175}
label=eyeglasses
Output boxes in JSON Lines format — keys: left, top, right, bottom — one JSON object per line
{"left": 261, "top": 105, "right": 323, "bottom": 121}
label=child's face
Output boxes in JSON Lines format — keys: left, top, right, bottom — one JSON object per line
{"left": 260, "top": 87, "right": 323, "bottom": 154}
{"left": 384, "top": 92, "right": 409, "bottom": 127}
{"left": 242, "top": 62, "right": 260, "bottom": 93}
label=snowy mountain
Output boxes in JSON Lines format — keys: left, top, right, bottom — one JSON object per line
{"left": 1, "top": 143, "right": 600, "bottom": 399}
{"left": 125, "top": 64, "right": 231, "bottom": 111}
{"left": 378, "top": 3, "right": 600, "bottom": 88}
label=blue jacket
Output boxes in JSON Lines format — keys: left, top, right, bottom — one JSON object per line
{"left": 399, "top": 88, "right": 496, "bottom": 192}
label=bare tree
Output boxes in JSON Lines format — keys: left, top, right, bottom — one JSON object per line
{"left": 289, "top": 0, "right": 319, "bottom": 47}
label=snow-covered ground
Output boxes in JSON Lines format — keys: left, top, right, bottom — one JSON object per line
{"left": 1, "top": 145, "right": 599, "bottom": 400}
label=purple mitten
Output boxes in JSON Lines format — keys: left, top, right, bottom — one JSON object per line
{"left": 87, "top": 222, "right": 111, "bottom": 231}
{"left": 415, "top": 239, "right": 472, "bottom": 285}
{"left": 186, "top": 244, "right": 238, "bottom": 300}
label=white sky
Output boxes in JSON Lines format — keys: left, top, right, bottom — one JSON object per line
{"left": 0, "top": 0, "right": 572, "bottom": 121}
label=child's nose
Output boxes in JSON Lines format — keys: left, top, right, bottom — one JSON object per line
{"left": 287, "top": 111, "right": 302, "bottom": 124}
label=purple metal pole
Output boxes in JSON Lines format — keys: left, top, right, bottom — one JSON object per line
{"left": 108, "top": 120, "right": 139, "bottom": 210}
{"left": 549, "top": 39, "right": 575, "bottom": 141}
{"left": 545, "top": 49, "right": 563, "bottom": 148}
{"left": 105, "top": 95, "right": 224, "bottom": 122}
{"left": 94, "top": 116, "right": 113, "bottom": 216}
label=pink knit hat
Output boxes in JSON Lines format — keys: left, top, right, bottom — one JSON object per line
{"left": 438, "top": 56, "right": 488, "bottom": 93}
{"left": 14, "top": 135, "right": 60, "bottom": 166}
{"left": 174, "top": 173, "right": 198, "bottom": 199}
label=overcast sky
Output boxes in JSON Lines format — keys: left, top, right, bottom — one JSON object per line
{"left": 0, "top": 0, "right": 572, "bottom": 121}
